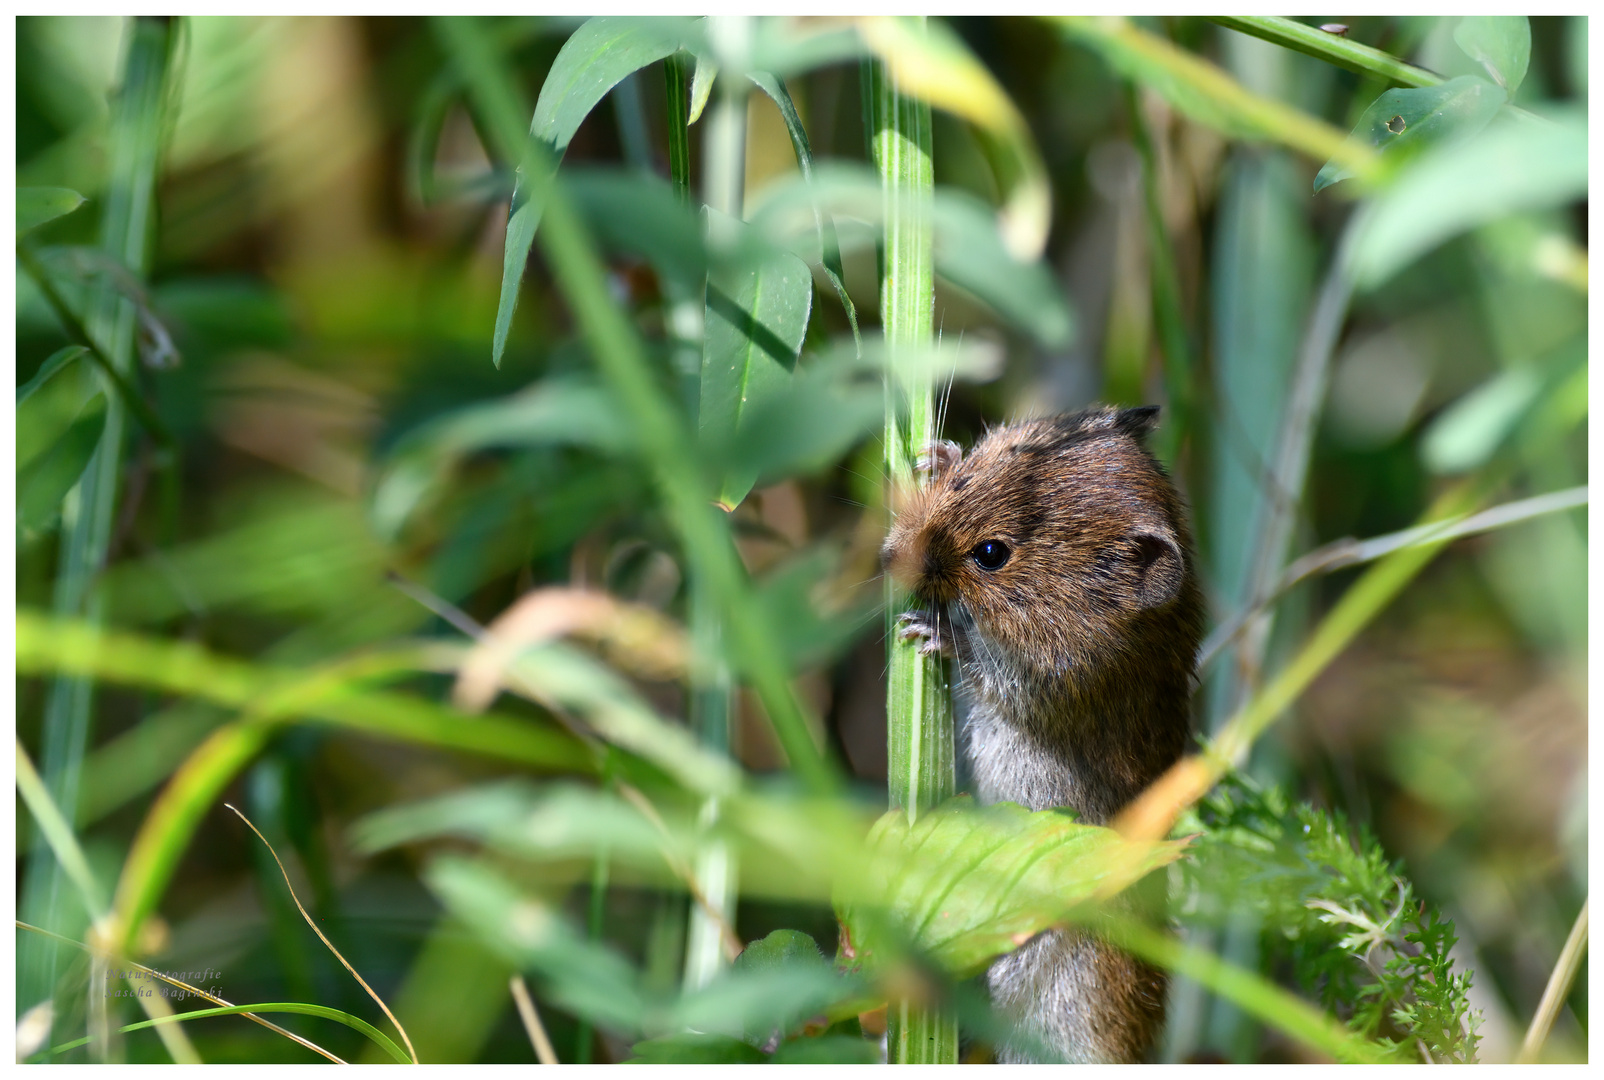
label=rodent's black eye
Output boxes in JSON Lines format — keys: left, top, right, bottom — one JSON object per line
{"left": 971, "top": 539, "right": 1011, "bottom": 572}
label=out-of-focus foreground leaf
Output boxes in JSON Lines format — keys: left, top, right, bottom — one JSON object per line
{"left": 835, "top": 796, "right": 1187, "bottom": 978}
{"left": 1314, "top": 76, "right": 1506, "bottom": 192}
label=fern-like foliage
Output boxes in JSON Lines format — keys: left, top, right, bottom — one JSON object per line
{"left": 1176, "top": 773, "right": 1482, "bottom": 1063}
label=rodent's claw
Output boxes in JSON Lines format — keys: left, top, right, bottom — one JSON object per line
{"left": 896, "top": 610, "right": 950, "bottom": 657}
{"left": 916, "top": 439, "right": 963, "bottom": 479}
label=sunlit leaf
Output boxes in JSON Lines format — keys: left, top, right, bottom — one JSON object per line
{"left": 835, "top": 797, "right": 1186, "bottom": 978}
{"left": 688, "top": 52, "right": 717, "bottom": 124}
{"left": 700, "top": 211, "right": 814, "bottom": 510}
{"left": 16, "top": 346, "right": 88, "bottom": 408}
{"left": 1349, "top": 108, "right": 1587, "bottom": 287}
{"left": 17, "top": 186, "right": 86, "bottom": 234}
{"left": 1314, "top": 76, "right": 1506, "bottom": 192}
{"left": 1453, "top": 16, "right": 1530, "bottom": 92}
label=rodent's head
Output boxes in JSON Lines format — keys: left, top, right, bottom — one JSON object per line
{"left": 882, "top": 406, "right": 1202, "bottom": 683}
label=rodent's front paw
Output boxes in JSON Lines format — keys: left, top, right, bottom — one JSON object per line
{"left": 896, "top": 610, "right": 952, "bottom": 658}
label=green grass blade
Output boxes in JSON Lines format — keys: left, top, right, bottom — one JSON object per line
{"left": 435, "top": 16, "right": 838, "bottom": 794}
{"left": 21, "top": 11, "right": 178, "bottom": 1014}
{"left": 1207, "top": 16, "right": 1443, "bottom": 88}
{"left": 487, "top": 16, "right": 695, "bottom": 366}
{"left": 1105, "top": 919, "right": 1388, "bottom": 1064}
{"left": 40, "top": 1003, "right": 411, "bottom": 1064}
{"left": 871, "top": 23, "right": 958, "bottom": 1064}
{"left": 15, "top": 740, "right": 108, "bottom": 921}
{"left": 1056, "top": 16, "right": 1380, "bottom": 184}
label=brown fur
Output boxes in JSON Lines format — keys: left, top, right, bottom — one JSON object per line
{"left": 881, "top": 406, "right": 1203, "bottom": 1062}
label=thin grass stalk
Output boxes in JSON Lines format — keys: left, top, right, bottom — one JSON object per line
{"left": 20, "top": 11, "right": 177, "bottom": 1024}
{"left": 1126, "top": 85, "right": 1193, "bottom": 469}
{"left": 432, "top": 16, "right": 836, "bottom": 795}
{"left": 683, "top": 27, "right": 747, "bottom": 991}
{"left": 1517, "top": 898, "right": 1588, "bottom": 1063}
{"left": 872, "top": 23, "right": 959, "bottom": 1064}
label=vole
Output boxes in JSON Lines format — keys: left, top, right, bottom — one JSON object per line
{"left": 880, "top": 405, "right": 1203, "bottom": 1064}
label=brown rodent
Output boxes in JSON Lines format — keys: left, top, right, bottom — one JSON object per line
{"left": 880, "top": 405, "right": 1203, "bottom": 1063}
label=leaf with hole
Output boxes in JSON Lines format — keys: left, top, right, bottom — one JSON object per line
{"left": 1314, "top": 76, "right": 1506, "bottom": 192}
{"left": 1349, "top": 107, "right": 1587, "bottom": 287}
{"left": 1453, "top": 16, "right": 1530, "bottom": 93}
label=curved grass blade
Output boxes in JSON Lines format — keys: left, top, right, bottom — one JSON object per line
{"left": 1207, "top": 17, "right": 1442, "bottom": 88}
{"left": 16, "top": 920, "right": 345, "bottom": 1063}
{"left": 489, "top": 16, "right": 700, "bottom": 366}
{"left": 40, "top": 1003, "right": 408, "bottom": 1064}
{"left": 748, "top": 71, "right": 859, "bottom": 350}
{"left": 226, "top": 804, "right": 418, "bottom": 1063}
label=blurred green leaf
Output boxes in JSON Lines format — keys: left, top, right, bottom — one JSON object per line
{"left": 567, "top": 166, "right": 706, "bottom": 291}
{"left": 1421, "top": 367, "right": 1543, "bottom": 475}
{"left": 492, "top": 16, "right": 702, "bottom": 366}
{"left": 748, "top": 164, "right": 1073, "bottom": 348}
{"left": 1349, "top": 108, "right": 1587, "bottom": 287}
{"left": 629, "top": 1033, "right": 763, "bottom": 1063}
{"left": 700, "top": 212, "right": 814, "bottom": 510}
{"left": 17, "top": 391, "right": 106, "bottom": 534}
{"left": 425, "top": 854, "right": 649, "bottom": 1034}
{"left": 1056, "top": 16, "right": 1378, "bottom": 183}
{"left": 16, "top": 346, "right": 88, "bottom": 407}
{"left": 40, "top": 1002, "right": 411, "bottom": 1065}
{"left": 17, "top": 186, "right": 86, "bottom": 234}
{"left": 680, "top": 942, "right": 860, "bottom": 1045}
{"left": 1420, "top": 338, "right": 1584, "bottom": 475}
{"left": 730, "top": 348, "right": 883, "bottom": 493}
{"left": 371, "top": 376, "right": 632, "bottom": 540}
{"left": 734, "top": 927, "right": 825, "bottom": 974}
{"left": 835, "top": 797, "right": 1186, "bottom": 978}
{"left": 1453, "top": 16, "right": 1530, "bottom": 92}
{"left": 770, "top": 1034, "right": 880, "bottom": 1063}
{"left": 1314, "top": 76, "right": 1506, "bottom": 192}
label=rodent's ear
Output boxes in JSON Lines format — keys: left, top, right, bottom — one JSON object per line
{"left": 1129, "top": 529, "right": 1184, "bottom": 608}
{"left": 1114, "top": 406, "right": 1161, "bottom": 441}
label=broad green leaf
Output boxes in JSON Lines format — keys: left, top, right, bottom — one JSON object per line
{"left": 734, "top": 928, "right": 826, "bottom": 974}
{"left": 493, "top": 16, "right": 702, "bottom": 366}
{"left": 628, "top": 1033, "right": 763, "bottom": 1063}
{"left": 17, "top": 186, "right": 86, "bottom": 234}
{"left": 425, "top": 854, "right": 649, "bottom": 1034}
{"left": 1454, "top": 16, "right": 1530, "bottom": 92}
{"left": 748, "top": 71, "right": 859, "bottom": 348}
{"left": 16, "top": 346, "right": 88, "bottom": 407}
{"left": 700, "top": 212, "right": 814, "bottom": 510}
{"left": 1314, "top": 76, "right": 1506, "bottom": 192}
{"left": 834, "top": 797, "right": 1186, "bottom": 978}
{"left": 1349, "top": 108, "right": 1587, "bottom": 287}
{"left": 18, "top": 392, "right": 106, "bottom": 534}
{"left": 748, "top": 164, "right": 1074, "bottom": 349}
